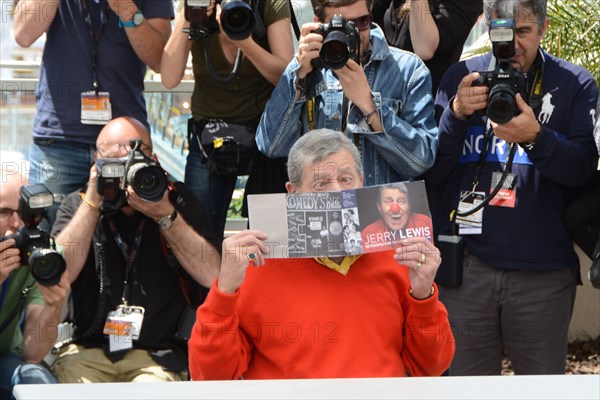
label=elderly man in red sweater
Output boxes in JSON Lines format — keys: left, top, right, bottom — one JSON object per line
{"left": 189, "top": 129, "right": 454, "bottom": 379}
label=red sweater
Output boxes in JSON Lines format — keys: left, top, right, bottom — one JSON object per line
{"left": 189, "top": 251, "right": 454, "bottom": 380}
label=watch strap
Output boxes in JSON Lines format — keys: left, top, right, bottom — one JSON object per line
{"left": 119, "top": 10, "right": 143, "bottom": 28}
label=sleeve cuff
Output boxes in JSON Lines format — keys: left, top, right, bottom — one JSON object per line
{"left": 406, "top": 284, "right": 442, "bottom": 319}
{"left": 202, "top": 278, "right": 241, "bottom": 316}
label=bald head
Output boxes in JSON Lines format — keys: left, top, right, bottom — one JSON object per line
{"left": 96, "top": 117, "right": 152, "bottom": 158}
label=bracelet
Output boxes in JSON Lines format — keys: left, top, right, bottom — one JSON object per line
{"left": 80, "top": 193, "right": 99, "bottom": 210}
{"left": 363, "top": 108, "right": 378, "bottom": 125}
{"left": 409, "top": 285, "right": 435, "bottom": 300}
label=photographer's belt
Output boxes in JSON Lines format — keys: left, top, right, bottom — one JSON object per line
{"left": 103, "top": 218, "right": 146, "bottom": 352}
{"left": 454, "top": 64, "right": 544, "bottom": 235}
{"left": 80, "top": 0, "right": 112, "bottom": 125}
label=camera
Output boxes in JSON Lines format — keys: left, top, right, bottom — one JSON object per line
{"left": 471, "top": 19, "right": 527, "bottom": 124}
{"left": 184, "top": 0, "right": 256, "bottom": 41}
{"left": 96, "top": 140, "right": 169, "bottom": 211}
{"left": 311, "top": 15, "right": 361, "bottom": 70}
{"left": 0, "top": 184, "right": 66, "bottom": 287}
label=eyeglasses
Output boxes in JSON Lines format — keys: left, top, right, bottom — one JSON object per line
{"left": 96, "top": 141, "right": 152, "bottom": 157}
{"left": 0, "top": 208, "right": 19, "bottom": 221}
{"left": 350, "top": 14, "right": 372, "bottom": 32}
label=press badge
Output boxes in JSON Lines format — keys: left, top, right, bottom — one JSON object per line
{"left": 489, "top": 172, "right": 518, "bottom": 208}
{"left": 81, "top": 91, "right": 112, "bottom": 125}
{"left": 103, "top": 305, "right": 145, "bottom": 352}
{"left": 456, "top": 191, "right": 485, "bottom": 235}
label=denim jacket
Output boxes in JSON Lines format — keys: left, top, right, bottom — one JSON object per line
{"left": 256, "top": 26, "right": 438, "bottom": 185}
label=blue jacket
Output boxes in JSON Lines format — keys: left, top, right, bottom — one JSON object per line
{"left": 430, "top": 49, "right": 599, "bottom": 270}
{"left": 256, "top": 26, "right": 438, "bottom": 185}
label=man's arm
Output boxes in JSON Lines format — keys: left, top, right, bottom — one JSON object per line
{"left": 21, "top": 274, "right": 70, "bottom": 363}
{"left": 13, "top": 0, "right": 60, "bottom": 48}
{"left": 107, "top": 0, "right": 172, "bottom": 72}
{"left": 125, "top": 188, "right": 220, "bottom": 288}
{"left": 408, "top": 0, "right": 440, "bottom": 61}
{"left": 53, "top": 167, "right": 101, "bottom": 284}
{"left": 256, "top": 58, "right": 308, "bottom": 158}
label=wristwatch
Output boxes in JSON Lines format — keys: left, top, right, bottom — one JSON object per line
{"left": 120, "top": 10, "right": 144, "bottom": 28}
{"left": 157, "top": 209, "right": 178, "bottom": 230}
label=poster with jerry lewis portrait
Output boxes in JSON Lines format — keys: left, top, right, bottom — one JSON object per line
{"left": 248, "top": 181, "right": 432, "bottom": 258}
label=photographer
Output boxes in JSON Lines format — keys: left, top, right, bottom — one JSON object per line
{"left": 0, "top": 168, "right": 69, "bottom": 398}
{"left": 13, "top": 0, "right": 174, "bottom": 226}
{"left": 428, "top": 0, "right": 599, "bottom": 375}
{"left": 160, "top": 0, "right": 294, "bottom": 240}
{"left": 256, "top": 0, "right": 438, "bottom": 186}
{"left": 51, "top": 117, "right": 221, "bottom": 382}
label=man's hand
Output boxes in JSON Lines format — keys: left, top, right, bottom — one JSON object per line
{"left": 0, "top": 239, "right": 21, "bottom": 284}
{"left": 296, "top": 22, "right": 323, "bottom": 79}
{"left": 37, "top": 273, "right": 70, "bottom": 309}
{"left": 217, "top": 230, "right": 269, "bottom": 294}
{"left": 334, "top": 59, "right": 373, "bottom": 112}
{"left": 107, "top": 0, "right": 138, "bottom": 22}
{"left": 125, "top": 187, "right": 173, "bottom": 221}
{"left": 491, "top": 93, "right": 541, "bottom": 144}
{"left": 393, "top": 236, "right": 440, "bottom": 299}
{"left": 84, "top": 165, "right": 102, "bottom": 210}
{"left": 452, "top": 72, "right": 489, "bottom": 120}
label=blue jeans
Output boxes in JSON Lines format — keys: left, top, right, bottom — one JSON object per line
{"left": 0, "top": 352, "right": 56, "bottom": 399}
{"left": 185, "top": 135, "right": 237, "bottom": 240}
{"left": 29, "top": 139, "right": 95, "bottom": 226}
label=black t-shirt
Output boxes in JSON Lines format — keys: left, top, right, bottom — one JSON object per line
{"left": 372, "top": 0, "right": 483, "bottom": 94}
{"left": 52, "top": 182, "right": 220, "bottom": 372}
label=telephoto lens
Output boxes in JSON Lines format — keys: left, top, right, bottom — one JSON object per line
{"left": 320, "top": 31, "right": 352, "bottom": 70}
{"left": 28, "top": 248, "right": 66, "bottom": 287}
{"left": 127, "top": 162, "right": 169, "bottom": 202}
{"left": 487, "top": 83, "right": 519, "bottom": 124}
{"left": 220, "top": 0, "right": 255, "bottom": 40}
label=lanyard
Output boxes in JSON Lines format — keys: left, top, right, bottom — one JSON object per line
{"left": 81, "top": 0, "right": 110, "bottom": 93}
{"left": 108, "top": 218, "right": 146, "bottom": 306}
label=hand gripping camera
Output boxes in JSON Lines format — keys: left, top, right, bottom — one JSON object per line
{"left": 0, "top": 184, "right": 66, "bottom": 286}
{"left": 96, "top": 140, "right": 169, "bottom": 213}
{"left": 311, "top": 15, "right": 361, "bottom": 70}
{"left": 472, "top": 19, "right": 528, "bottom": 124}
{"left": 184, "top": 0, "right": 256, "bottom": 41}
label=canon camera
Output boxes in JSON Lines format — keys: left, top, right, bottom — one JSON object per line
{"left": 96, "top": 140, "right": 169, "bottom": 213}
{"left": 311, "top": 15, "right": 361, "bottom": 70}
{"left": 0, "top": 184, "right": 66, "bottom": 286}
{"left": 184, "top": 0, "right": 256, "bottom": 41}
{"left": 472, "top": 18, "right": 527, "bottom": 124}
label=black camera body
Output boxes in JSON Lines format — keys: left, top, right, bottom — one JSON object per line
{"left": 311, "top": 15, "right": 361, "bottom": 70}
{"left": 184, "top": 0, "right": 256, "bottom": 41}
{"left": 0, "top": 184, "right": 66, "bottom": 287}
{"left": 96, "top": 140, "right": 169, "bottom": 213}
{"left": 471, "top": 18, "right": 528, "bottom": 124}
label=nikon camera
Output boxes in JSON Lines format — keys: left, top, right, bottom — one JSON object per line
{"left": 184, "top": 0, "right": 256, "bottom": 41}
{"left": 0, "top": 184, "right": 66, "bottom": 286}
{"left": 96, "top": 140, "right": 169, "bottom": 213}
{"left": 471, "top": 18, "right": 527, "bottom": 124}
{"left": 311, "top": 15, "right": 361, "bottom": 70}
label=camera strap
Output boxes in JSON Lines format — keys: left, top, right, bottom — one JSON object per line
{"left": 0, "top": 280, "right": 35, "bottom": 335}
{"left": 108, "top": 218, "right": 146, "bottom": 306}
{"left": 453, "top": 56, "right": 545, "bottom": 220}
